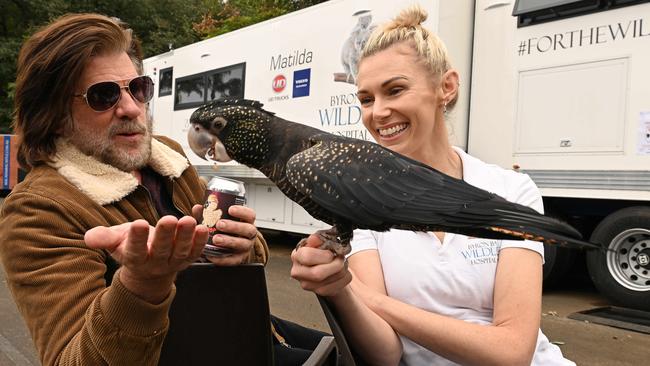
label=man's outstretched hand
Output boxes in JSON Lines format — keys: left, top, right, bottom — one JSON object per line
{"left": 85, "top": 206, "right": 209, "bottom": 304}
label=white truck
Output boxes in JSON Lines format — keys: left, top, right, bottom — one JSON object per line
{"left": 143, "top": 0, "right": 650, "bottom": 310}
{"left": 470, "top": 0, "right": 650, "bottom": 311}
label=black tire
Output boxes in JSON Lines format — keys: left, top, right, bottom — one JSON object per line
{"left": 586, "top": 206, "right": 650, "bottom": 311}
{"left": 543, "top": 244, "right": 576, "bottom": 289}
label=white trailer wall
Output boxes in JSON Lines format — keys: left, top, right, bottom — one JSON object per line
{"left": 144, "top": 0, "right": 474, "bottom": 233}
{"left": 469, "top": 1, "right": 650, "bottom": 201}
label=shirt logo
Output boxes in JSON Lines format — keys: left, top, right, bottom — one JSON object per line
{"left": 460, "top": 239, "right": 500, "bottom": 265}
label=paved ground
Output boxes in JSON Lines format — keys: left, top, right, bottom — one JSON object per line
{"left": 265, "top": 230, "right": 650, "bottom": 366}
{"left": 1, "top": 227, "right": 648, "bottom": 365}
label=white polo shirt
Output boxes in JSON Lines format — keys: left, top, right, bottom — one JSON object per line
{"left": 349, "top": 147, "right": 575, "bottom": 366}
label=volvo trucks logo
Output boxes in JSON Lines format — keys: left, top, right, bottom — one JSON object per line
{"left": 272, "top": 75, "right": 287, "bottom": 93}
{"left": 292, "top": 69, "right": 311, "bottom": 98}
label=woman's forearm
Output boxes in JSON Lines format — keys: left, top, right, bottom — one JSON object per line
{"left": 328, "top": 285, "right": 403, "bottom": 365}
{"left": 366, "top": 293, "right": 538, "bottom": 366}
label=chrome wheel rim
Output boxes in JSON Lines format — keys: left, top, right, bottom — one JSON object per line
{"left": 606, "top": 228, "right": 650, "bottom": 292}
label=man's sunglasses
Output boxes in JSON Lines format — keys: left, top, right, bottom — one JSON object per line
{"left": 74, "top": 75, "right": 154, "bottom": 112}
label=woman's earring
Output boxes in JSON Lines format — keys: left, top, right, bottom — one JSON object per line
{"left": 442, "top": 101, "right": 448, "bottom": 114}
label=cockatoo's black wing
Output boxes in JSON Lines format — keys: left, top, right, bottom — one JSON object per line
{"left": 286, "top": 134, "right": 599, "bottom": 249}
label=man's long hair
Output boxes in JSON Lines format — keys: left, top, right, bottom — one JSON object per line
{"left": 13, "top": 13, "right": 143, "bottom": 170}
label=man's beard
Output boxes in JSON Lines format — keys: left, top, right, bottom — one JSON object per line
{"left": 66, "top": 116, "right": 153, "bottom": 172}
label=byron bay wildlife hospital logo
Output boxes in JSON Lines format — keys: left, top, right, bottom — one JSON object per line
{"left": 334, "top": 9, "right": 375, "bottom": 84}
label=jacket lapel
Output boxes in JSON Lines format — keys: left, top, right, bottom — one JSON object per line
{"left": 49, "top": 138, "right": 189, "bottom": 205}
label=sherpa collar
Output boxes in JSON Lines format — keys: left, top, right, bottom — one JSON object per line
{"left": 49, "top": 138, "right": 189, "bottom": 205}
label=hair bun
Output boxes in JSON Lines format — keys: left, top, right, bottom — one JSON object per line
{"left": 389, "top": 5, "right": 428, "bottom": 30}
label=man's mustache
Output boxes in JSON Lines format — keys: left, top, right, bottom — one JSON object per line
{"left": 109, "top": 121, "right": 148, "bottom": 135}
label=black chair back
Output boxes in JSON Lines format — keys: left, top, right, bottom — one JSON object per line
{"left": 159, "top": 263, "right": 274, "bottom": 366}
{"left": 317, "top": 295, "right": 357, "bottom": 366}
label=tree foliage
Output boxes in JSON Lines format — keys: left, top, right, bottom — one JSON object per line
{"left": 0, "top": 0, "right": 326, "bottom": 133}
{"left": 193, "top": 0, "right": 326, "bottom": 38}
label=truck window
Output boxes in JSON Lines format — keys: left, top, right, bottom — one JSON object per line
{"left": 207, "top": 63, "right": 245, "bottom": 101}
{"left": 159, "top": 67, "right": 173, "bottom": 97}
{"left": 175, "top": 74, "right": 205, "bottom": 110}
{"left": 174, "top": 63, "right": 246, "bottom": 110}
{"left": 513, "top": 0, "right": 649, "bottom": 27}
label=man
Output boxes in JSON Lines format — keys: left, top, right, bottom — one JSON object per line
{"left": 0, "top": 13, "right": 269, "bottom": 365}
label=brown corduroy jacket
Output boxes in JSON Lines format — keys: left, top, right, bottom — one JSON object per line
{"left": 0, "top": 136, "right": 269, "bottom": 366}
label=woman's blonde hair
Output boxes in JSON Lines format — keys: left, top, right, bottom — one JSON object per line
{"left": 360, "top": 5, "right": 457, "bottom": 108}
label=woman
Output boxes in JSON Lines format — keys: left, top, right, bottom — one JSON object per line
{"left": 290, "top": 5, "right": 575, "bottom": 366}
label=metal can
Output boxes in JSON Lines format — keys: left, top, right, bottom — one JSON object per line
{"left": 201, "top": 176, "right": 246, "bottom": 257}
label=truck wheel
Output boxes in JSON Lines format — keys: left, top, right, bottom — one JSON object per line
{"left": 586, "top": 207, "right": 650, "bottom": 311}
{"left": 543, "top": 244, "right": 576, "bottom": 288}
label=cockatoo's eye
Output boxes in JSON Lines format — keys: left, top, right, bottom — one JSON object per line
{"left": 211, "top": 117, "right": 227, "bottom": 132}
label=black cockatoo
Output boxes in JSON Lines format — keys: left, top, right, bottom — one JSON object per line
{"left": 187, "top": 98, "right": 598, "bottom": 255}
